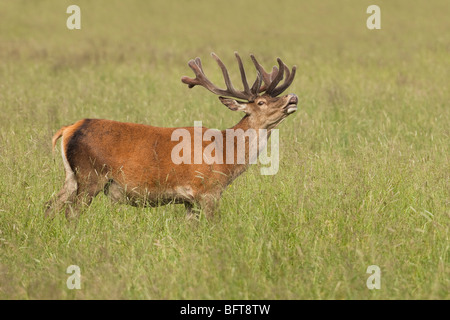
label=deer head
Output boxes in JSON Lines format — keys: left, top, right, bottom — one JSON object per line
{"left": 181, "top": 52, "right": 298, "bottom": 130}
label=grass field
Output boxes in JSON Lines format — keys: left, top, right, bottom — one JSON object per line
{"left": 0, "top": 0, "right": 448, "bottom": 300}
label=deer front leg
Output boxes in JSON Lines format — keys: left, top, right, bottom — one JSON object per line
{"left": 184, "top": 202, "right": 195, "bottom": 220}
{"left": 183, "top": 194, "right": 219, "bottom": 220}
{"left": 197, "top": 193, "right": 220, "bottom": 219}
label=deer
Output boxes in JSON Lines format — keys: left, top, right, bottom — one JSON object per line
{"left": 45, "top": 52, "right": 298, "bottom": 220}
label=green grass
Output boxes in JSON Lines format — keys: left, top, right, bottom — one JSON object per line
{"left": 0, "top": 0, "right": 448, "bottom": 299}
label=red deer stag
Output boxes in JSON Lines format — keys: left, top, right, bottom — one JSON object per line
{"left": 45, "top": 52, "right": 297, "bottom": 219}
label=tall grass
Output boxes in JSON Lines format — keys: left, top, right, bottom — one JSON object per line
{"left": 0, "top": 0, "right": 448, "bottom": 299}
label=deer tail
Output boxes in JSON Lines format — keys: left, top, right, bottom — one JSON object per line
{"left": 51, "top": 126, "right": 68, "bottom": 154}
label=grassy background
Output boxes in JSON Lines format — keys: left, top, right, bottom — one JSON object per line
{"left": 0, "top": 0, "right": 448, "bottom": 299}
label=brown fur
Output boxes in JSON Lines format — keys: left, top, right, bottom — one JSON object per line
{"left": 45, "top": 93, "right": 297, "bottom": 219}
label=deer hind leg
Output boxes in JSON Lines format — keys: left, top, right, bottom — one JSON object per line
{"left": 65, "top": 170, "right": 107, "bottom": 221}
{"left": 44, "top": 176, "right": 77, "bottom": 219}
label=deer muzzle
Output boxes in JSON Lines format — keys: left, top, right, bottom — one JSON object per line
{"left": 284, "top": 94, "right": 298, "bottom": 114}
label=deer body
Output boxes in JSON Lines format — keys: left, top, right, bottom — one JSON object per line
{"left": 45, "top": 53, "right": 298, "bottom": 219}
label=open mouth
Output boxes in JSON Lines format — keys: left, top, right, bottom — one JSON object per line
{"left": 284, "top": 95, "right": 298, "bottom": 114}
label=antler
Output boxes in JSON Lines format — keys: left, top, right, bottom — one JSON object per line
{"left": 181, "top": 52, "right": 296, "bottom": 101}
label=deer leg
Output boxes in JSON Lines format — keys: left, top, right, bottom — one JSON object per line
{"left": 65, "top": 173, "right": 105, "bottom": 220}
{"left": 184, "top": 202, "right": 196, "bottom": 219}
{"left": 104, "top": 179, "right": 126, "bottom": 204}
{"left": 198, "top": 193, "right": 220, "bottom": 219}
{"left": 44, "top": 176, "right": 77, "bottom": 219}
{"left": 45, "top": 151, "right": 78, "bottom": 219}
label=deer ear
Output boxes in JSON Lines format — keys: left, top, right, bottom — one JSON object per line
{"left": 219, "top": 97, "right": 248, "bottom": 113}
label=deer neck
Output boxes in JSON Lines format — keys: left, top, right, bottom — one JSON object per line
{"left": 220, "top": 115, "right": 272, "bottom": 182}
{"left": 230, "top": 114, "right": 274, "bottom": 145}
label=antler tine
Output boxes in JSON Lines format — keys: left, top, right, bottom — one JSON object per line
{"left": 250, "top": 55, "right": 279, "bottom": 92}
{"left": 250, "top": 71, "right": 263, "bottom": 96}
{"left": 211, "top": 53, "right": 239, "bottom": 95}
{"left": 265, "top": 58, "right": 285, "bottom": 94}
{"left": 195, "top": 57, "right": 204, "bottom": 73}
{"left": 270, "top": 64, "right": 297, "bottom": 97}
{"left": 234, "top": 52, "right": 251, "bottom": 96}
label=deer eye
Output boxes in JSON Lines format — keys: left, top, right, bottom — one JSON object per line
{"left": 258, "top": 101, "right": 265, "bottom": 106}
